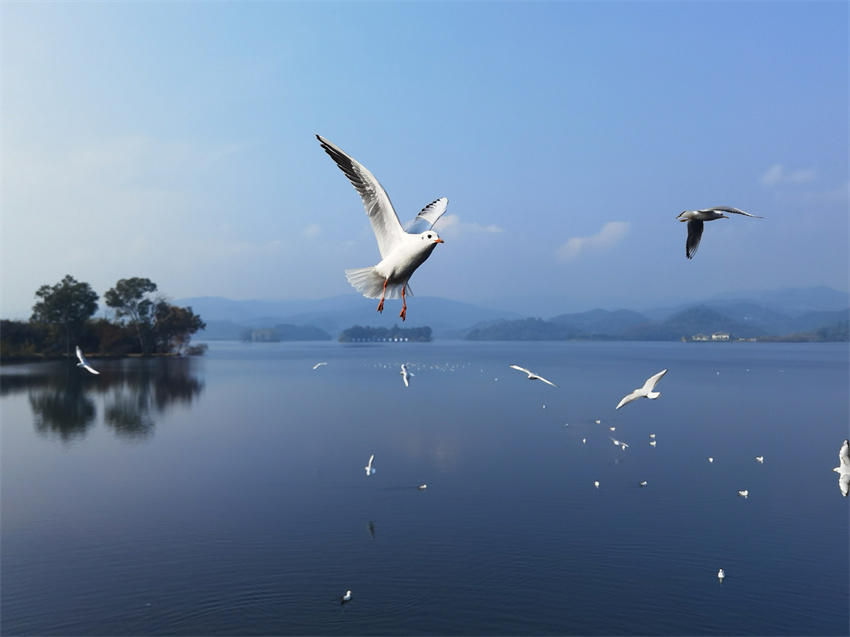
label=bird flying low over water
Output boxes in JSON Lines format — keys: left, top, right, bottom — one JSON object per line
{"left": 610, "top": 436, "right": 629, "bottom": 450}
{"left": 75, "top": 346, "right": 99, "bottom": 375}
{"left": 616, "top": 369, "right": 667, "bottom": 409}
{"left": 676, "top": 206, "right": 762, "bottom": 259}
{"left": 509, "top": 365, "right": 557, "bottom": 387}
{"left": 834, "top": 439, "right": 849, "bottom": 497}
{"left": 313, "top": 362, "right": 327, "bottom": 370}
{"left": 317, "top": 135, "right": 446, "bottom": 321}
{"left": 400, "top": 364, "right": 413, "bottom": 387}
{"left": 365, "top": 455, "right": 376, "bottom": 476}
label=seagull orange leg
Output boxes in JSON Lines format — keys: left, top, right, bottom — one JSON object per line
{"left": 376, "top": 279, "right": 387, "bottom": 313}
{"left": 399, "top": 285, "right": 407, "bottom": 321}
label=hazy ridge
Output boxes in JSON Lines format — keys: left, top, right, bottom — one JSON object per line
{"left": 179, "top": 286, "right": 849, "bottom": 341}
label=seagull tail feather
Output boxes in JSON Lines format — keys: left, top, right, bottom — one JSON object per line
{"left": 345, "top": 267, "right": 406, "bottom": 300}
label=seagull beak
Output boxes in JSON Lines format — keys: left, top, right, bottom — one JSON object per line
{"left": 434, "top": 238, "right": 444, "bottom": 244}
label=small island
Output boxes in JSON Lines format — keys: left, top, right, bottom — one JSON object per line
{"left": 339, "top": 325, "right": 432, "bottom": 343}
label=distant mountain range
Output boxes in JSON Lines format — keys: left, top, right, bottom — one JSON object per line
{"left": 177, "top": 286, "right": 849, "bottom": 342}
{"left": 178, "top": 295, "right": 521, "bottom": 340}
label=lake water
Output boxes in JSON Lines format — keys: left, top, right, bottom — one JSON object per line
{"left": 1, "top": 341, "right": 848, "bottom": 636}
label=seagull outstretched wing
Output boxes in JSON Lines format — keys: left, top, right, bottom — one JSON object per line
{"left": 405, "top": 198, "right": 448, "bottom": 234}
{"left": 75, "top": 346, "right": 100, "bottom": 375}
{"left": 641, "top": 369, "right": 668, "bottom": 392}
{"left": 317, "top": 135, "right": 405, "bottom": 259}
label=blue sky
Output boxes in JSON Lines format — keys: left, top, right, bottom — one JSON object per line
{"left": 3, "top": 1, "right": 848, "bottom": 318}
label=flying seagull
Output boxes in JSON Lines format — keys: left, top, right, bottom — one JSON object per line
{"left": 610, "top": 436, "right": 629, "bottom": 450}
{"left": 313, "top": 362, "right": 327, "bottom": 370}
{"left": 834, "top": 439, "right": 850, "bottom": 497}
{"left": 616, "top": 369, "right": 667, "bottom": 409}
{"left": 317, "top": 135, "right": 446, "bottom": 321}
{"left": 400, "top": 363, "right": 413, "bottom": 387}
{"left": 75, "top": 346, "right": 100, "bottom": 375}
{"left": 365, "top": 454, "right": 376, "bottom": 476}
{"left": 676, "top": 206, "right": 762, "bottom": 259}
{"left": 509, "top": 365, "right": 557, "bottom": 387}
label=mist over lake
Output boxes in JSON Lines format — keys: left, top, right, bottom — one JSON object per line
{"left": 2, "top": 341, "right": 847, "bottom": 635}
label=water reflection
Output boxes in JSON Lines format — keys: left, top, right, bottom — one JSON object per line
{"left": 1, "top": 357, "right": 205, "bottom": 442}
{"left": 30, "top": 383, "right": 97, "bottom": 442}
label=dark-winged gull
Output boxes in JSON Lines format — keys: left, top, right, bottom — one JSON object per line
{"left": 676, "top": 206, "right": 762, "bottom": 259}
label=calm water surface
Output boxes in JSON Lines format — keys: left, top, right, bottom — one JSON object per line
{"left": 2, "top": 341, "right": 848, "bottom": 635}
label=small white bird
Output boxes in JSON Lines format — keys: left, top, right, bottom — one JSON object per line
{"left": 509, "top": 365, "right": 557, "bottom": 387}
{"left": 317, "top": 135, "right": 446, "bottom": 321}
{"left": 609, "top": 426, "right": 616, "bottom": 431}
{"left": 649, "top": 433, "right": 656, "bottom": 439}
{"left": 738, "top": 490, "right": 749, "bottom": 498}
{"left": 834, "top": 439, "right": 850, "bottom": 497}
{"left": 676, "top": 206, "right": 763, "bottom": 259}
{"left": 400, "top": 363, "right": 413, "bottom": 387}
{"left": 718, "top": 569, "right": 725, "bottom": 581}
{"left": 649, "top": 440, "right": 657, "bottom": 447}
{"left": 582, "top": 438, "right": 587, "bottom": 444}
{"left": 341, "top": 590, "right": 352, "bottom": 604}
{"left": 709, "top": 457, "right": 714, "bottom": 463}
{"left": 755, "top": 456, "right": 764, "bottom": 463}
{"left": 616, "top": 369, "right": 667, "bottom": 409}
{"left": 594, "top": 481, "right": 600, "bottom": 489}
{"left": 313, "top": 362, "right": 327, "bottom": 370}
{"left": 365, "top": 454, "right": 376, "bottom": 476}
{"left": 610, "top": 436, "right": 629, "bottom": 450}
{"left": 595, "top": 420, "right": 601, "bottom": 424}
{"left": 418, "top": 484, "right": 427, "bottom": 490}
{"left": 75, "top": 346, "right": 99, "bottom": 375}
{"left": 639, "top": 481, "right": 648, "bottom": 487}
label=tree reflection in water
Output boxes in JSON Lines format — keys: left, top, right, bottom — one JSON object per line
{"left": 30, "top": 383, "right": 97, "bottom": 442}
{"left": 2, "top": 357, "right": 204, "bottom": 442}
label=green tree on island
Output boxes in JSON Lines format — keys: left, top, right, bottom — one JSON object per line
{"left": 31, "top": 275, "right": 99, "bottom": 357}
{"left": 104, "top": 277, "right": 158, "bottom": 355}
{"left": 153, "top": 302, "right": 206, "bottom": 355}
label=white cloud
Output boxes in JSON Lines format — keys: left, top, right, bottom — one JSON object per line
{"left": 557, "top": 221, "right": 630, "bottom": 262}
{"left": 432, "top": 214, "right": 503, "bottom": 240}
{"left": 760, "top": 163, "right": 817, "bottom": 187}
